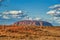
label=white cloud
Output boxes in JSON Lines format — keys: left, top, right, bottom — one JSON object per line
{"left": 28, "top": 17, "right": 33, "bottom": 20}
{"left": 47, "top": 4, "right": 60, "bottom": 17}
{"left": 47, "top": 10, "right": 60, "bottom": 17}
{"left": 54, "top": 17, "right": 58, "bottom": 20}
{"left": 58, "top": 21, "right": 60, "bottom": 24}
{"left": 58, "top": 8, "right": 60, "bottom": 10}
{"left": 47, "top": 4, "right": 60, "bottom": 24}
{"left": 56, "top": 11, "right": 60, "bottom": 14}
{"left": 49, "top": 17, "right": 60, "bottom": 24}
{"left": 0, "top": 10, "right": 27, "bottom": 19}
{"left": 0, "top": 10, "right": 42, "bottom": 21}
{"left": 3, "top": 15, "right": 10, "bottom": 19}
{"left": 46, "top": 17, "right": 60, "bottom": 24}
{"left": 34, "top": 17, "right": 41, "bottom": 20}
{"left": 24, "top": 16, "right": 33, "bottom": 20}
{"left": 17, "top": 17, "right": 21, "bottom": 18}
{"left": 9, "top": 10, "right": 22, "bottom": 15}
{"left": 12, "top": 15, "right": 19, "bottom": 18}
{"left": 24, "top": 16, "right": 41, "bottom": 21}
{"left": 3, "top": 10, "right": 22, "bottom": 15}
{"left": 56, "top": 19, "right": 60, "bottom": 24}
{"left": 0, "top": 15, "right": 2, "bottom": 16}
{"left": 47, "top": 10, "right": 56, "bottom": 15}
{"left": 3, "top": 12, "right": 9, "bottom": 14}
{"left": 49, "top": 4, "right": 60, "bottom": 8}
{"left": 58, "top": 22, "right": 60, "bottom": 23}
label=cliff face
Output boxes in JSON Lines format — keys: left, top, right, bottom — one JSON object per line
{"left": 13, "top": 20, "right": 53, "bottom": 26}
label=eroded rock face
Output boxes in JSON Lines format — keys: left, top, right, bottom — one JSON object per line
{"left": 14, "top": 20, "right": 53, "bottom": 26}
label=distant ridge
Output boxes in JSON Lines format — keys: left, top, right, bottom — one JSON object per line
{"left": 13, "top": 20, "right": 53, "bottom": 26}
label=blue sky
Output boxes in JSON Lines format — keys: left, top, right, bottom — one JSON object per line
{"left": 0, "top": 0, "right": 60, "bottom": 26}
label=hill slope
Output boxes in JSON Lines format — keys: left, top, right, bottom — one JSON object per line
{"left": 14, "top": 20, "right": 53, "bottom": 26}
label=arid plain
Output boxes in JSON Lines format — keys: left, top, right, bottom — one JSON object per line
{"left": 0, "top": 25, "right": 60, "bottom": 40}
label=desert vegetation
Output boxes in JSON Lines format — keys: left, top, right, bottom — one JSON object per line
{"left": 0, "top": 25, "right": 60, "bottom": 40}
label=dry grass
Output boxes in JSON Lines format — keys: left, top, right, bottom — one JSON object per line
{"left": 0, "top": 25, "right": 60, "bottom": 40}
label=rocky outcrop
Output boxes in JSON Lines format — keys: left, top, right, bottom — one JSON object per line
{"left": 13, "top": 20, "right": 53, "bottom": 26}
